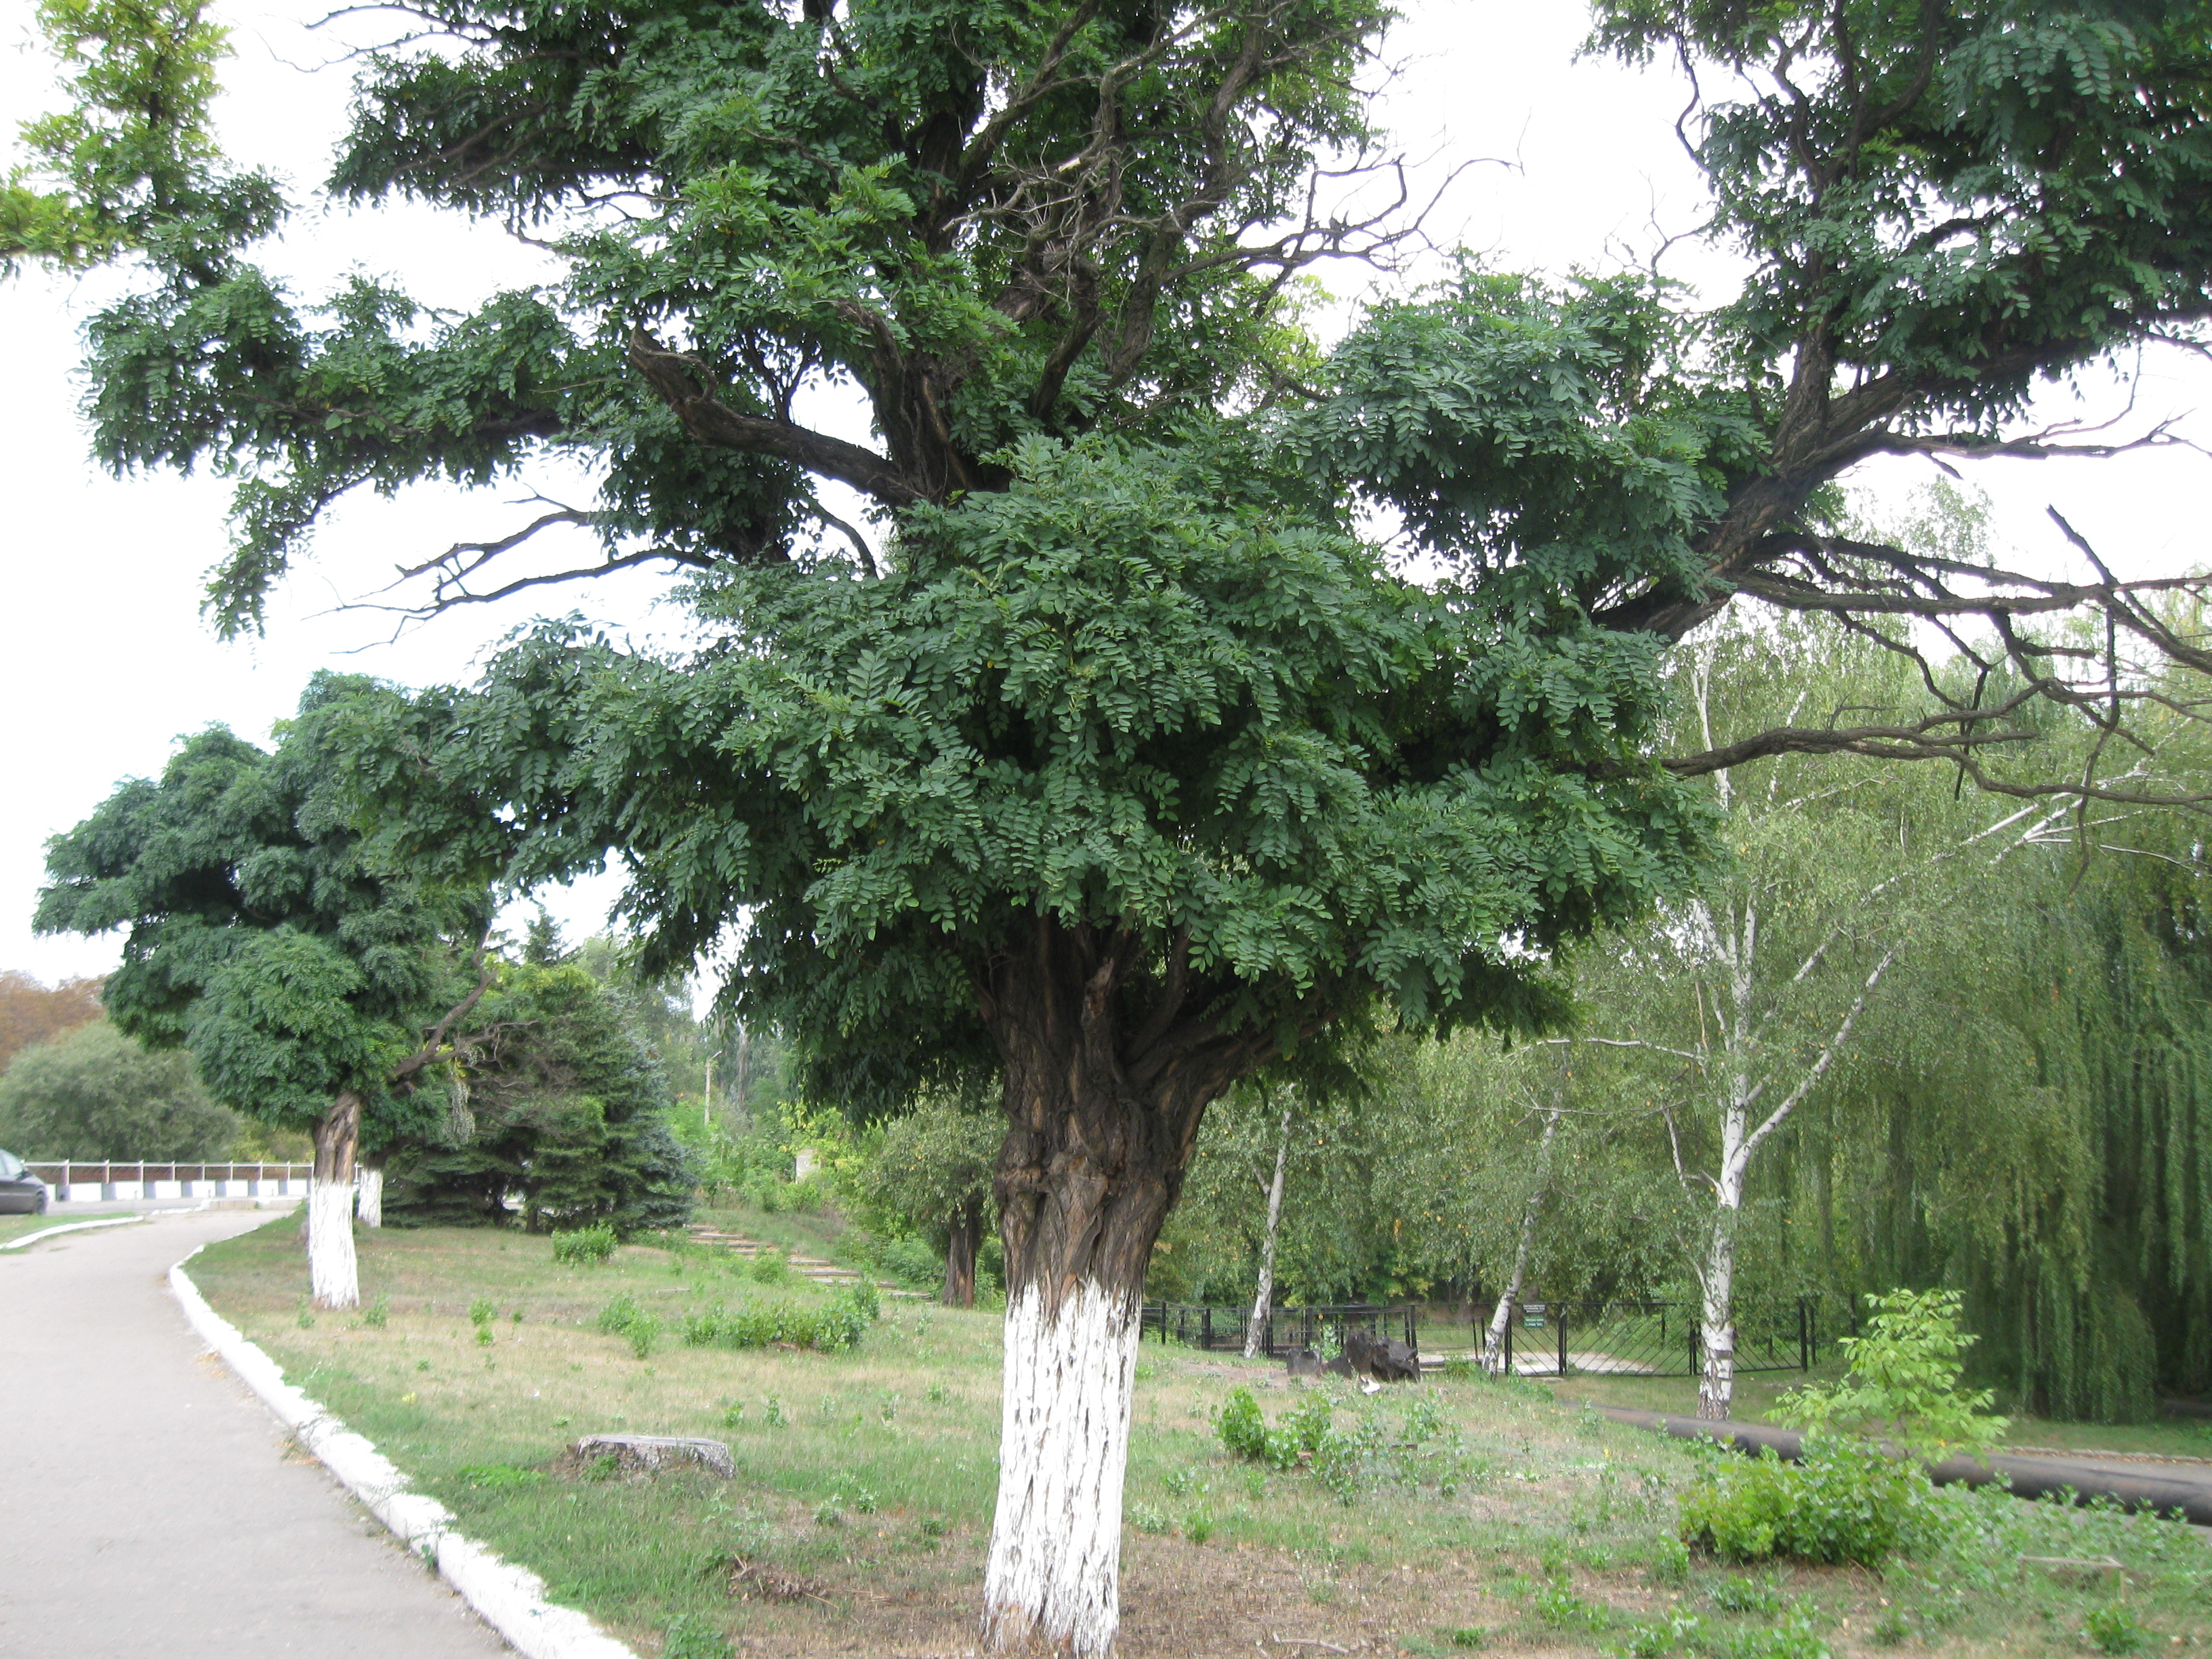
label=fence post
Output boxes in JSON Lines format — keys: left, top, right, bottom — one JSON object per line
{"left": 1202, "top": 1307, "right": 1213, "bottom": 1349}
{"left": 1689, "top": 1317, "right": 1698, "bottom": 1380}
{"left": 1557, "top": 1306, "right": 1569, "bottom": 1379}
{"left": 1503, "top": 1303, "right": 1513, "bottom": 1376}
{"left": 1799, "top": 1298, "right": 1810, "bottom": 1371}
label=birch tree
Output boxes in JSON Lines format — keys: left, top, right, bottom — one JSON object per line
{"left": 1242, "top": 1088, "right": 1294, "bottom": 1359}
{"left": 22, "top": 1, "right": 2212, "bottom": 1650}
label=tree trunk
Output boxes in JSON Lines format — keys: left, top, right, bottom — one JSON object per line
{"left": 1242, "top": 1097, "right": 1293, "bottom": 1359}
{"left": 356, "top": 1164, "right": 384, "bottom": 1229}
{"left": 309, "top": 1091, "right": 363, "bottom": 1311}
{"left": 979, "top": 916, "right": 1269, "bottom": 1657}
{"left": 1698, "top": 1181, "right": 1742, "bottom": 1420}
{"left": 943, "top": 1196, "right": 981, "bottom": 1309}
{"left": 1483, "top": 1098, "right": 1564, "bottom": 1374}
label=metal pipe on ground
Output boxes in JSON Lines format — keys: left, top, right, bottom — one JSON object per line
{"left": 1593, "top": 1406, "right": 2212, "bottom": 1527}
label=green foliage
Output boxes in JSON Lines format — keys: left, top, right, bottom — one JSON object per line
{"left": 660, "top": 1614, "right": 733, "bottom": 1659}
{"left": 595, "top": 1294, "right": 657, "bottom": 1359}
{"left": 1216, "top": 1385, "right": 1335, "bottom": 1474}
{"left": 848, "top": 1080, "right": 1000, "bottom": 1258}
{"left": 35, "top": 676, "right": 489, "bottom": 1145}
{"left": 678, "top": 1286, "right": 878, "bottom": 1354}
{"left": 1677, "top": 1439, "right": 1941, "bottom": 1568}
{"left": 0, "top": 1019, "right": 238, "bottom": 1158}
{"left": 2084, "top": 1603, "right": 2150, "bottom": 1656}
{"left": 747, "top": 1248, "right": 789, "bottom": 1286}
{"left": 551, "top": 1224, "right": 619, "bottom": 1265}
{"left": 383, "top": 964, "right": 695, "bottom": 1235}
{"left": 1779, "top": 1290, "right": 2006, "bottom": 1458}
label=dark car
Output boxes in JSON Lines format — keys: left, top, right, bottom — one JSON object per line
{"left": 0, "top": 1149, "right": 48, "bottom": 1214}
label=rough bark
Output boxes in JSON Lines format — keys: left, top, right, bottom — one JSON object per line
{"left": 1242, "top": 1098, "right": 1292, "bottom": 1359}
{"left": 977, "top": 915, "right": 1274, "bottom": 1655}
{"left": 355, "top": 1164, "right": 384, "bottom": 1229}
{"left": 943, "top": 1196, "right": 982, "bottom": 1309}
{"left": 309, "top": 1090, "right": 363, "bottom": 1311}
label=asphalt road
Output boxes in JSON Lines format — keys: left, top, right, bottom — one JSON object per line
{"left": 0, "top": 1207, "right": 510, "bottom": 1658}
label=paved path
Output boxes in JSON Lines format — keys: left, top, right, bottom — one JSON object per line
{"left": 0, "top": 1208, "right": 508, "bottom": 1658}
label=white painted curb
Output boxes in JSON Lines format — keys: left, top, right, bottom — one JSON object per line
{"left": 169, "top": 1245, "right": 638, "bottom": 1659}
{"left": 1, "top": 1214, "right": 147, "bottom": 1251}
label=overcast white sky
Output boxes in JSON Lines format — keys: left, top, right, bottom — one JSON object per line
{"left": 3, "top": 0, "right": 2208, "bottom": 997}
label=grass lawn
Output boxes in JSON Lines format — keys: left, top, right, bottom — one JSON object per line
{"left": 0, "top": 1210, "right": 136, "bottom": 1247}
{"left": 188, "top": 1217, "right": 2212, "bottom": 1659}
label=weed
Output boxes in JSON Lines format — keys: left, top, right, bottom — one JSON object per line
{"left": 359, "top": 1295, "right": 390, "bottom": 1330}
{"left": 1722, "top": 1602, "right": 1832, "bottom": 1659}
{"left": 455, "top": 1463, "right": 547, "bottom": 1490}
{"left": 918, "top": 1515, "right": 946, "bottom": 1539}
{"left": 469, "top": 1296, "right": 496, "bottom": 1328}
{"left": 762, "top": 1394, "right": 785, "bottom": 1427}
{"left": 661, "top": 1612, "right": 733, "bottom": 1659}
{"left": 1182, "top": 1508, "right": 1216, "bottom": 1544}
{"left": 750, "top": 1248, "right": 790, "bottom": 1286}
{"left": 1868, "top": 1612, "right": 1912, "bottom": 1647}
{"left": 1647, "top": 1533, "right": 1692, "bottom": 1586}
{"left": 594, "top": 1294, "right": 658, "bottom": 1359}
{"left": 415, "top": 1357, "right": 430, "bottom": 1372}
{"left": 1707, "top": 1575, "right": 1783, "bottom": 1616}
{"left": 1534, "top": 1578, "right": 1603, "bottom": 1631}
{"left": 815, "top": 1501, "right": 842, "bottom": 1527}
{"left": 720, "top": 1401, "right": 746, "bottom": 1428}
{"left": 1128, "top": 1502, "right": 1170, "bottom": 1536}
{"left": 1618, "top": 1608, "right": 1708, "bottom": 1657}
{"left": 295, "top": 1298, "right": 315, "bottom": 1329}
{"left": 550, "top": 1223, "right": 618, "bottom": 1265}
{"left": 2085, "top": 1604, "right": 2150, "bottom": 1655}
{"left": 1164, "top": 1468, "right": 1202, "bottom": 1498}
{"left": 924, "top": 1383, "right": 951, "bottom": 1404}
{"left": 1444, "top": 1628, "right": 1486, "bottom": 1650}
{"left": 1441, "top": 1357, "right": 1476, "bottom": 1382}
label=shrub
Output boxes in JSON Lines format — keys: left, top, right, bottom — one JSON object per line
{"left": 1677, "top": 1437, "right": 1940, "bottom": 1567}
{"left": 552, "top": 1223, "right": 619, "bottom": 1265}
{"left": 1777, "top": 1288, "right": 2005, "bottom": 1459}
{"left": 2085, "top": 1605, "right": 2150, "bottom": 1656}
{"left": 872, "top": 1236, "right": 944, "bottom": 1290}
{"left": 596, "top": 1294, "right": 658, "bottom": 1359}
{"left": 748, "top": 1248, "right": 790, "bottom": 1285}
{"left": 678, "top": 1286, "right": 878, "bottom": 1353}
{"left": 1218, "top": 1387, "right": 1270, "bottom": 1462}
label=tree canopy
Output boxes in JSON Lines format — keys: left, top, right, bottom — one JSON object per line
{"left": 35, "top": 674, "right": 493, "bottom": 1147}
{"left": 0, "top": 1018, "right": 239, "bottom": 1159}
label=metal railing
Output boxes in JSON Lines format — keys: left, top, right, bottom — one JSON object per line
{"left": 1142, "top": 1300, "right": 1419, "bottom": 1355}
{"left": 26, "top": 1161, "right": 313, "bottom": 1201}
{"left": 1489, "top": 1297, "right": 1820, "bottom": 1378}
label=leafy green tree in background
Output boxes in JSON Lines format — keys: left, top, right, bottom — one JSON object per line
{"left": 21, "top": 0, "right": 2212, "bottom": 1645}
{"left": 383, "top": 962, "right": 695, "bottom": 1233}
{"left": 35, "top": 676, "right": 496, "bottom": 1307}
{"left": 0, "top": 1019, "right": 239, "bottom": 1159}
{"left": 853, "top": 1081, "right": 1001, "bottom": 1306}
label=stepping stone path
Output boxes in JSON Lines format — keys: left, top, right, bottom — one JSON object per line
{"left": 684, "top": 1227, "right": 929, "bottom": 1297}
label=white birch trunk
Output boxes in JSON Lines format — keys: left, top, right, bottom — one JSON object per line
{"left": 1697, "top": 1157, "right": 1744, "bottom": 1418}
{"left": 984, "top": 1279, "right": 1141, "bottom": 1658}
{"left": 355, "top": 1165, "right": 384, "bottom": 1228}
{"left": 1483, "top": 1099, "right": 1564, "bottom": 1374}
{"left": 1242, "top": 1101, "right": 1293, "bottom": 1359}
{"left": 308, "top": 1181, "right": 361, "bottom": 1310}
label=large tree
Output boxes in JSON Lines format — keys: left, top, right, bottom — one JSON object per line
{"left": 18, "top": 1, "right": 2212, "bottom": 1649}
{"left": 35, "top": 676, "right": 495, "bottom": 1307}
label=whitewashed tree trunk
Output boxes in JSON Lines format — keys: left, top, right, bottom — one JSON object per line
{"left": 308, "top": 1090, "right": 363, "bottom": 1311}
{"left": 1697, "top": 1154, "right": 1745, "bottom": 1419}
{"left": 983, "top": 1280, "right": 1141, "bottom": 1658}
{"left": 1242, "top": 1099, "right": 1293, "bottom": 1359}
{"left": 1483, "top": 1102, "right": 1563, "bottom": 1376}
{"left": 355, "top": 1164, "right": 384, "bottom": 1228}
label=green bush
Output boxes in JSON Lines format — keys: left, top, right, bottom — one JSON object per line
{"left": 2085, "top": 1605, "right": 2150, "bottom": 1656}
{"left": 1218, "top": 1387, "right": 1271, "bottom": 1461}
{"left": 1677, "top": 1437, "right": 1940, "bottom": 1567}
{"left": 1216, "top": 1385, "right": 1331, "bottom": 1473}
{"left": 748, "top": 1248, "right": 790, "bottom": 1284}
{"left": 872, "top": 1237, "right": 943, "bottom": 1290}
{"left": 596, "top": 1294, "right": 658, "bottom": 1359}
{"left": 552, "top": 1223, "right": 619, "bottom": 1264}
{"left": 678, "top": 1286, "right": 878, "bottom": 1353}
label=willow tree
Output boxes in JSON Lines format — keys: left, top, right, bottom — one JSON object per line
{"left": 34, "top": 676, "right": 493, "bottom": 1307}
{"left": 18, "top": 0, "right": 2212, "bottom": 1650}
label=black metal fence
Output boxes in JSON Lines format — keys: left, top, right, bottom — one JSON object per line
{"left": 1143, "top": 1301, "right": 1418, "bottom": 1356}
{"left": 1489, "top": 1297, "right": 1820, "bottom": 1378}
